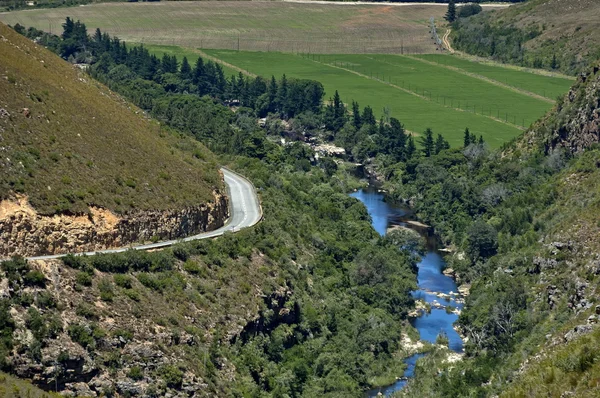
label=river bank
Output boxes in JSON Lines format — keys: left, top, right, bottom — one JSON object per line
{"left": 349, "top": 187, "right": 466, "bottom": 396}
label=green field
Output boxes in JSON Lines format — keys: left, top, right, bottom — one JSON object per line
{"left": 198, "top": 49, "right": 570, "bottom": 148}
{"left": 0, "top": 1, "right": 447, "bottom": 54}
{"left": 415, "top": 54, "right": 574, "bottom": 100}
{"left": 311, "top": 53, "right": 553, "bottom": 125}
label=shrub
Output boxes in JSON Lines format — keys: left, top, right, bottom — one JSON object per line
{"left": 128, "top": 366, "right": 144, "bottom": 381}
{"left": 183, "top": 260, "right": 203, "bottom": 275}
{"left": 62, "top": 254, "right": 87, "bottom": 269}
{"left": 68, "top": 324, "right": 95, "bottom": 349}
{"left": 158, "top": 365, "right": 184, "bottom": 388}
{"left": 98, "top": 278, "right": 115, "bottom": 302}
{"left": 150, "top": 251, "right": 175, "bottom": 272}
{"left": 26, "top": 308, "right": 46, "bottom": 340}
{"left": 124, "top": 289, "right": 141, "bottom": 302}
{"left": 113, "top": 329, "right": 134, "bottom": 341}
{"left": 35, "top": 291, "right": 56, "bottom": 309}
{"left": 114, "top": 274, "right": 133, "bottom": 289}
{"left": 76, "top": 271, "right": 93, "bottom": 287}
{"left": 172, "top": 245, "right": 189, "bottom": 261}
{"left": 23, "top": 270, "right": 46, "bottom": 287}
{"left": 137, "top": 273, "right": 163, "bottom": 291}
{"left": 76, "top": 303, "right": 98, "bottom": 320}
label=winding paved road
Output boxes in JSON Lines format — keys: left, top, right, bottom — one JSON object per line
{"left": 25, "top": 168, "right": 262, "bottom": 261}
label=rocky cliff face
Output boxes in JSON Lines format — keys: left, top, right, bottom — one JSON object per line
{"left": 0, "top": 190, "right": 229, "bottom": 257}
{"left": 528, "top": 64, "right": 600, "bottom": 155}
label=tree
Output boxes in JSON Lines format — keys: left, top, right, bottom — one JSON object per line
{"left": 406, "top": 136, "right": 416, "bottom": 159}
{"left": 179, "top": 56, "right": 191, "bottom": 80}
{"left": 419, "top": 128, "right": 434, "bottom": 157}
{"left": 463, "top": 127, "right": 472, "bottom": 147}
{"left": 445, "top": 0, "right": 457, "bottom": 23}
{"left": 277, "top": 74, "right": 288, "bottom": 116}
{"left": 434, "top": 133, "right": 450, "bottom": 154}
{"left": 361, "top": 106, "right": 376, "bottom": 126}
{"left": 550, "top": 54, "right": 559, "bottom": 70}
{"left": 465, "top": 220, "right": 498, "bottom": 262}
{"left": 351, "top": 101, "right": 362, "bottom": 130}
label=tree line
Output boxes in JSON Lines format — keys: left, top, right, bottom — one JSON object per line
{"left": 13, "top": 19, "right": 465, "bottom": 164}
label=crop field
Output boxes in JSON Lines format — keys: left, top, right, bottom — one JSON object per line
{"left": 414, "top": 54, "right": 574, "bottom": 100}
{"left": 0, "top": 1, "right": 448, "bottom": 53}
{"left": 310, "top": 53, "right": 554, "bottom": 125}
{"left": 201, "top": 49, "right": 570, "bottom": 147}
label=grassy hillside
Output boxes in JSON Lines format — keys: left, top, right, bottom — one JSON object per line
{"left": 0, "top": 23, "right": 221, "bottom": 215}
{"left": 0, "top": 372, "right": 60, "bottom": 397}
{"left": 451, "top": 0, "right": 600, "bottom": 75}
{"left": 0, "top": 1, "right": 445, "bottom": 54}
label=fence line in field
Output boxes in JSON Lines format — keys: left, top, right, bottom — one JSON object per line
{"left": 300, "top": 53, "right": 538, "bottom": 130}
{"left": 139, "top": 35, "right": 439, "bottom": 55}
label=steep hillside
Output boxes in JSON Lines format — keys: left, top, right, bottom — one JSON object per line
{"left": 385, "top": 63, "right": 600, "bottom": 397}
{"left": 0, "top": 23, "right": 227, "bottom": 257}
{"left": 451, "top": 0, "right": 600, "bottom": 75}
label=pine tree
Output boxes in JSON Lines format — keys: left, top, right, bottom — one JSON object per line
{"left": 179, "top": 57, "right": 191, "bottom": 80}
{"left": 267, "top": 76, "right": 278, "bottom": 113}
{"left": 463, "top": 128, "right": 471, "bottom": 147}
{"left": 445, "top": 0, "right": 457, "bottom": 23}
{"left": 420, "top": 128, "right": 435, "bottom": 157}
{"left": 435, "top": 134, "right": 450, "bottom": 154}
{"left": 277, "top": 74, "right": 288, "bottom": 115}
{"left": 362, "top": 106, "right": 376, "bottom": 126}
{"left": 478, "top": 135, "right": 485, "bottom": 145}
{"left": 406, "top": 136, "right": 416, "bottom": 159}
{"left": 352, "top": 101, "right": 362, "bottom": 130}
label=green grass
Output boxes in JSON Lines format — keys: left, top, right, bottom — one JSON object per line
{"left": 204, "top": 49, "right": 534, "bottom": 148}
{"left": 0, "top": 1, "right": 446, "bottom": 54}
{"left": 313, "top": 53, "right": 556, "bottom": 126}
{"left": 0, "top": 372, "right": 60, "bottom": 397}
{"left": 415, "top": 54, "right": 575, "bottom": 100}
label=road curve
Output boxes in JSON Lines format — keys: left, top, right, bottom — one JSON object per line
{"left": 24, "top": 168, "right": 262, "bottom": 261}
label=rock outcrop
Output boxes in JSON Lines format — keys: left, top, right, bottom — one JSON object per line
{"left": 0, "top": 190, "right": 229, "bottom": 257}
{"left": 528, "top": 64, "right": 600, "bottom": 155}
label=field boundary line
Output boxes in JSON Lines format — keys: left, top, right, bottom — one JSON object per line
{"left": 305, "top": 56, "right": 524, "bottom": 131}
{"left": 402, "top": 54, "right": 554, "bottom": 104}
{"left": 191, "top": 48, "right": 257, "bottom": 78}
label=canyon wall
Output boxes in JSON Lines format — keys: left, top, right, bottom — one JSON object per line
{"left": 0, "top": 190, "right": 229, "bottom": 257}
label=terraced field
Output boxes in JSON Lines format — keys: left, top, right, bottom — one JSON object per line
{"left": 0, "top": 1, "right": 447, "bottom": 53}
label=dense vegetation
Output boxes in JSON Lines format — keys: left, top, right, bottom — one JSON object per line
{"left": 0, "top": 148, "right": 420, "bottom": 396}
{"left": 4, "top": 10, "right": 599, "bottom": 398}
{"left": 384, "top": 65, "right": 600, "bottom": 396}
{"left": 451, "top": 0, "right": 600, "bottom": 75}
{"left": 1, "top": 19, "right": 427, "bottom": 396}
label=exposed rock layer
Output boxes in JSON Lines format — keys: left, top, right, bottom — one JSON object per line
{"left": 0, "top": 190, "right": 229, "bottom": 257}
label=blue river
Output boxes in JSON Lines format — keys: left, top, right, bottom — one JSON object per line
{"left": 349, "top": 188, "right": 464, "bottom": 396}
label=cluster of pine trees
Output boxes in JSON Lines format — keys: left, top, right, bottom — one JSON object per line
{"left": 14, "top": 18, "right": 465, "bottom": 164}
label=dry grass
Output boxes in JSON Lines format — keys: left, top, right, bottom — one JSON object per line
{"left": 0, "top": 1, "right": 448, "bottom": 54}
{"left": 0, "top": 23, "right": 221, "bottom": 215}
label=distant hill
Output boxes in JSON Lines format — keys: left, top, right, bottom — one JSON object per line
{"left": 451, "top": 0, "right": 600, "bottom": 75}
{"left": 0, "top": 22, "right": 221, "bottom": 216}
